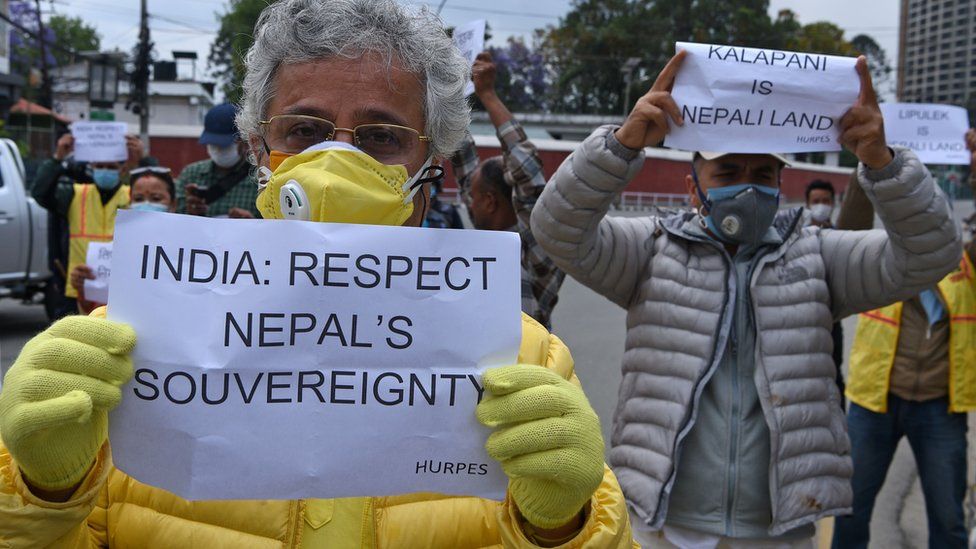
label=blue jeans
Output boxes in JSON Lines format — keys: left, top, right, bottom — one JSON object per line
{"left": 832, "top": 395, "right": 968, "bottom": 549}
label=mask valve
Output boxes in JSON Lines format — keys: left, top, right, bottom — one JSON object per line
{"left": 279, "top": 180, "right": 310, "bottom": 221}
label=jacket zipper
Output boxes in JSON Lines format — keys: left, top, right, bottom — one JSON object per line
{"left": 725, "top": 326, "right": 740, "bottom": 537}
{"left": 749, "top": 249, "right": 796, "bottom": 532}
{"left": 651, "top": 228, "right": 734, "bottom": 526}
{"left": 724, "top": 248, "right": 767, "bottom": 536}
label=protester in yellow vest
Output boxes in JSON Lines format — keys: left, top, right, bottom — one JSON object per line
{"left": 832, "top": 129, "right": 976, "bottom": 549}
{"left": 31, "top": 132, "right": 146, "bottom": 300}
{"left": 0, "top": 1, "right": 636, "bottom": 547}
{"left": 69, "top": 167, "right": 178, "bottom": 315}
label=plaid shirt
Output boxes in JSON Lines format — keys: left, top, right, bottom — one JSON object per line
{"left": 452, "top": 119, "right": 565, "bottom": 329}
{"left": 175, "top": 158, "right": 261, "bottom": 217}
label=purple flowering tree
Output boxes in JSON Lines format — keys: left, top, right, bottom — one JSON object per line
{"left": 9, "top": 1, "right": 58, "bottom": 75}
{"left": 485, "top": 35, "right": 550, "bottom": 113}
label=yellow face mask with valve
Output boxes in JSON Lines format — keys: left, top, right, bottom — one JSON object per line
{"left": 256, "top": 141, "right": 438, "bottom": 226}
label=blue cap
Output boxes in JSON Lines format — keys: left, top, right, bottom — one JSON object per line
{"left": 199, "top": 103, "right": 239, "bottom": 147}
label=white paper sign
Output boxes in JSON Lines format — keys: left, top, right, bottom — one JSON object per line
{"left": 71, "top": 122, "right": 128, "bottom": 162}
{"left": 453, "top": 19, "right": 486, "bottom": 96}
{"left": 665, "top": 42, "right": 859, "bottom": 153}
{"left": 881, "top": 103, "right": 970, "bottom": 165}
{"left": 107, "top": 211, "right": 521, "bottom": 501}
{"left": 83, "top": 241, "right": 112, "bottom": 304}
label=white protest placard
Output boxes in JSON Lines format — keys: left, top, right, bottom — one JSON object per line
{"left": 664, "top": 42, "right": 859, "bottom": 153}
{"left": 881, "top": 103, "right": 970, "bottom": 165}
{"left": 453, "top": 19, "right": 486, "bottom": 96}
{"left": 107, "top": 211, "right": 521, "bottom": 501}
{"left": 83, "top": 241, "right": 112, "bottom": 304}
{"left": 71, "top": 122, "right": 128, "bottom": 163}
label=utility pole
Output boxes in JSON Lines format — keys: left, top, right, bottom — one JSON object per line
{"left": 131, "top": 0, "right": 152, "bottom": 153}
{"left": 34, "top": 0, "right": 52, "bottom": 109}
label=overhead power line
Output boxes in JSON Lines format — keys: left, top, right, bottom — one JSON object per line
{"left": 0, "top": 9, "right": 79, "bottom": 58}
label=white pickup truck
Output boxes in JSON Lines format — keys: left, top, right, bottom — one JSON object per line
{"left": 0, "top": 138, "right": 53, "bottom": 315}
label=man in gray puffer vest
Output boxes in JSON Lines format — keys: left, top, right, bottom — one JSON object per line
{"left": 531, "top": 51, "right": 962, "bottom": 548}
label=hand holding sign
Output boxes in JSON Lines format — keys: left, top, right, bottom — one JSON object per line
{"left": 471, "top": 52, "right": 497, "bottom": 99}
{"left": 615, "top": 50, "right": 687, "bottom": 150}
{"left": 54, "top": 133, "right": 74, "bottom": 161}
{"left": 839, "top": 57, "right": 892, "bottom": 170}
{"left": 0, "top": 315, "right": 135, "bottom": 497}
{"left": 478, "top": 365, "right": 604, "bottom": 529}
{"left": 125, "top": 135, "right": 145, "bottom": 170}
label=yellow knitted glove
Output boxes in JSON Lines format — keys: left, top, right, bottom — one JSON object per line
{"left": 0, "top": 315, "right": 135, "bottom": 491}
{"left": 476, "top": 364, "right": 605, "bottom": 529}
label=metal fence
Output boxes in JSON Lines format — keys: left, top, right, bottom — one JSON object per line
{"left": 437, "top": 188, "right": 691, "bottom": 213}
{"left": 612, "top": 192, "right": 690, "bottom": 211}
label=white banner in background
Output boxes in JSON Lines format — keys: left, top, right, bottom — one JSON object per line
{"left": 83, "top": 241, "right": 112, "bottom": 304}
{"left": 665, "top": 42, "right": 859, "bottom": 154}
{"left": 108, "top": 211, "right": 521, "bottom": 501}
{"left": 881, "top": 103, "right": 970, "bottom": 165}
{"left": 71, "top": 122, "right": 128, "bottom": 162}
{"left": 453, "top": 19, "right": 486, "bottom": 96}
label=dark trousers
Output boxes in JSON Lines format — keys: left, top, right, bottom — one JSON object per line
{"left": 832, "top": 395, "right": 968, "bottom": 549}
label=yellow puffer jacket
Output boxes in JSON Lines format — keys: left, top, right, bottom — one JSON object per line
{"left": 0, "top": 313, "right": 635, "bottom": 548}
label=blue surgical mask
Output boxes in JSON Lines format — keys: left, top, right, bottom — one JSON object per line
{"left": 696, "top": 181, "right": 780, "bottom": 245}
{"left": 130, "top": 202, "right": 169, "bottom": 213}
{"left": 92, "top": 168, "right": 120, "bottom": 190}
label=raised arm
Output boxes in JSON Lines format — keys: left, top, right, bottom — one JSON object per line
{"left": 822, "top": 57, "right": 961, "bottom": 318}
{"left": 835, "top": 171, "right": 875, "bottom": 230}
{"left": 31, "top": 134, "right": 76, "bottom": 216}
{"left": 471, "top": 52, "right": 541, "bottom": 222}
{"left": 530, "top": 52, "right": 687, "bottom": 308}
{"left": 472, "top": 52, "right": 563, "bottom": 323}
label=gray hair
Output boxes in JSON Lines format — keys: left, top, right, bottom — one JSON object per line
{"left": 236, "top": 0, "right": 471, "bottom": 160}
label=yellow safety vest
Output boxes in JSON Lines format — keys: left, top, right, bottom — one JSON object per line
{"left": 66, "top": 183, "right": 130, "bottom": 298}
{"left": 847, "top": 251, "right": 976, "bottom": 413}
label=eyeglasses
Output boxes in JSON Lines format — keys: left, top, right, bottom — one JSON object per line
{"left": 130, "top": 166, "right": 172, "bottom": 176}
{"left": 258, "top": 114, "right": 431, "bottom": 165}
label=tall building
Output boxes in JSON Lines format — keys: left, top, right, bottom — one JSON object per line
{"left": 898, "top": 0, "right": 976, "bottom": 107}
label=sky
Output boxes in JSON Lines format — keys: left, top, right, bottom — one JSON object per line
{"left": 53, "top": 0, "right": 902, "bottom": 98}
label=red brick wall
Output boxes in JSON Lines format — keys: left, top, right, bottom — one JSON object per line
{"left": 152, "top": 137, "right": 855, "bottom": 202}
{"left": 148, "top": 137, "right": 208, "bottom": 175}
{"left": 444, "top": 144, "right": 854, "bottom": 202}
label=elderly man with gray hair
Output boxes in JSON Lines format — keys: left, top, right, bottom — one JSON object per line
{"left": 0, "top": 1, "right": 635, "bottom": 547}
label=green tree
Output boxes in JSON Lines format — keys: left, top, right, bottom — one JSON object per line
{"left": 209, "top": 0, "right": 278, "bottom": 104}
{"left": 541, "top": 0, "right": 790, "bottom": 114}
{"left": 46, "top": 14, "right": 100, "bottom": 66}
{"left": 539, "top": 2, "right": 881, "bottom": 115}
{"left": 851, "top": 34, "right": 893, "bottom": 99}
